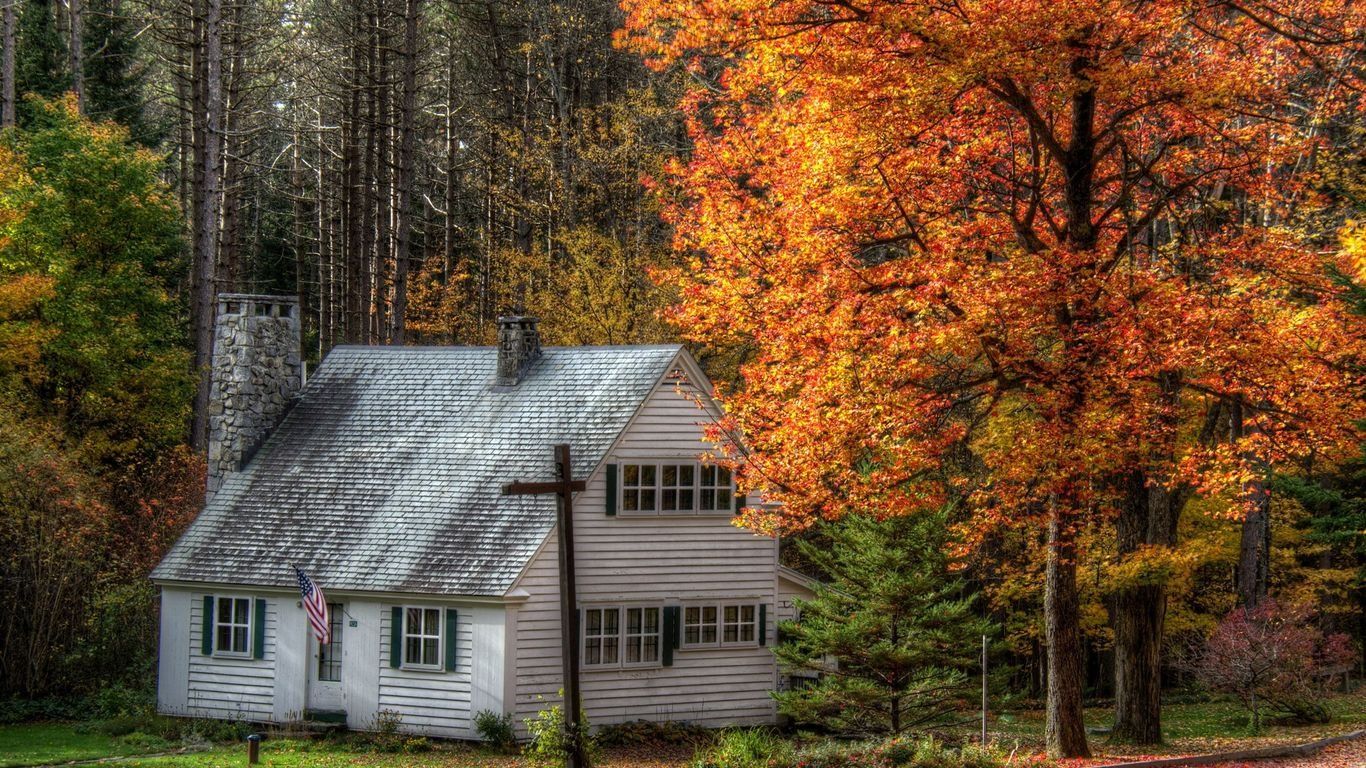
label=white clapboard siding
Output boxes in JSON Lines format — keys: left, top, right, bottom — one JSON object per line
{"left": 185, "top": 592, "right": 277, "bottom": 722}
{"left": 512, "top": 367, "right": 780, "bottom": 728}
{"left": 377, "top": 603, "right": 475, "bottom": 738}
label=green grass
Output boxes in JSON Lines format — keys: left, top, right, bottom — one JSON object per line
{"left": 0, "top": 722, "right": 171, "bottom": 767}
{"left": 984, "top": 690, "right": 1366, "bottom": 756}
{"left": 120, "top": 740, "right": 517, "bottom": 768}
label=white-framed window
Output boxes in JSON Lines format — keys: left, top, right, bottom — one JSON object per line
{"left": 619, "top": 462, "right": 734, "bottom": 514}
{"left": 624, "top": 607, "right": 661, "bottom": 665}
{"left": 583, "top": 607, "right": 621, "bottom": 667}
{"left": 683, "top": 605, "right": 719, "bottom": 646}
{"left": 214, "top": 596, "right": 252, "bottom": 656}
{"left": 622, "top": 464, "right": 657, "bottom": 513}
{"left": 681, "top": 602, "right": 759, "bottom": 648}
{"left": 583, "top": 605, "right": 663, "bottom": 669}
{"left": 403, "top": 607, "right": 443, "bottom": 669}
{"left": 660, "top": 464, "right": 695, "bottom": 512}
{"left": 722, "top": 604, "right": 758, "bottom": 645}
{"left": 699, "top": 465, "right": 733, "bottom": 512}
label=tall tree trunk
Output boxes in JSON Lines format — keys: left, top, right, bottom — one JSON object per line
{"left": 2, "top": 0, "right": 16, "bottom": 126}
{"left": 390, "top": 0, "right": 418, "bottom": 344}
{"left": 189, "top": 0, "right": 224, "bottom": 452}
{"left": 68, "top": 0, "right": 82, "bottom": 110}
{"left": 1045, "top": 511, "right": 1091, "bottom": 759}
{"left": 1233, "top": 398, "right": 1271, "bottom": 609}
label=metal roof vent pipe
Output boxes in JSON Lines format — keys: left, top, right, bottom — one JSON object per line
{"left": 495, "top": 316, "right": 542, "bottom": 387}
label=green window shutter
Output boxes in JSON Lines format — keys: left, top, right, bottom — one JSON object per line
{"left": 758, "top": 603, "right": 767, "bottom": 647}
{"left": 605, "top": 463, "right": 618, "bottom": 516}
{"left": 444, "top": 608, "right": 459, "bottom": 672}
{"left": 662, "top": 606, "right": 680, "bottom": 667}
{"left": 390, "top": 606, "right": 403, "bottom": 669}
{"left": 252, "top": 598, "right": 266, "bottom": 659}
{"left": 201, "top": 595, "right": 214, "bottom": 655}
{"left": 734, "top": 493, "right": 748, "bottom": 516}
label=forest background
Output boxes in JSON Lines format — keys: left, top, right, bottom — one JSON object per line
{"left": 0, "top": 0, "right": 1360, "bottom": 758}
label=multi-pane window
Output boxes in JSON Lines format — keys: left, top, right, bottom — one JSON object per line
{"left": 583, "top": 607, "right": 621, "bottom": 667}
{"left": 403, "top": 607, "right": 442, "bottom": 669}
{"left": 621, "top": 465, "right": 657, "bottom": 512}
{"left": 683, "top": 605, "right": 719, "bottom": 646}
{"left": 699, "top": 465, "right": 733, "bottom": 512}
{"left": 683, "top": 603, "right": 759, "bottom": 648}
{"left": 624, "top": 607, "right": 661, "bottom": 665}
{"left": 722, "top": 604, "right": 758, "bottom": 645}
{"left": 660, "top": 464, "right": 695, "bottom": 512}
{"left": 214, "top": 596, "right": 252, "bottom": 656}
{"left": 620, "top": 462, "right": 733, "bottom": 514}
{"left": 317, "top": 602, "right": 343, "bottom": 681}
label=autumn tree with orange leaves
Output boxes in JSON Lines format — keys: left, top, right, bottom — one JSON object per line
{"left": 621, "top": 0, "right": 1366, "bottom": 757}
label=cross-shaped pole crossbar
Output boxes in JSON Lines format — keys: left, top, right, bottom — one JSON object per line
{"left": 503, "top": 444, "right": 588, "bottom": 768}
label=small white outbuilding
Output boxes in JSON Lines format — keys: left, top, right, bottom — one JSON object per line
{"left": 152, "top": 295, "right": 814, "bottom": 738}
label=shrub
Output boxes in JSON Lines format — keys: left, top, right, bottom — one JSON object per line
{"left": 474, "top": 709, "right": 516, "bottom": 749}
{"left": 118, "top": 731, "right": 171, "bottom": 751}
{"left": 402, "top": 736, "right": 431, "bottom": 753}
{"left": 1193, "top": 600, "right": 1357, "bottom": 732}
{"left": 692, "top": 733, "right": 1043, "bottom": 768}
{"left": 523, "top": 697, "right": 596, "bottom": 768}
{"left": 690, "top": 728, "right": 793, "bottom": 768}
{"left": 598, "top": 719, "right": 711, "bottom": 747}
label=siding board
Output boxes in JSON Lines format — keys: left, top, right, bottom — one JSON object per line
{"left": 512, "top": 370, "right": 779, "bottom": 728}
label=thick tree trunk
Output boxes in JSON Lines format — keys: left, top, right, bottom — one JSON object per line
{"left": 1111, "top": 477, "right": 1172, "bottom": 745}
{"left": 2, "top": 0, "right": 16, "bottom": 126}
{"left": 1045, "top": 512, "right": 1091, "bottom": 758}
{"left": 1232, "top": 398, "right": 1271, "bottom": 609}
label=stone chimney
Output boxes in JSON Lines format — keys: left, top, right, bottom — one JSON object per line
{"left": 207, "top": 294, "right": 303, "bottom": 497}
{"left": 495, "top": 316, "right": 542, "bottom": 387}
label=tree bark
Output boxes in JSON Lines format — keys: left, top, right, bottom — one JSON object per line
{"left": 189, "top": 0, "right": 223, "bottom": 453}
{"left": 390, "top": 0, "right": 419, "bottom": 344}
{"left": 2, "top": 0, "right": 16, "bottom": 126}
{"left": 1045, "top": 511, "right": 1091, "bottom": 759}
{"left": 1110, "top": 474, "right": 1177, "bottom": 744}
{"left": 1233, "top": 398, "right": 1271, "bottom": 609}
{"left": 68, "top": 0, "right": 82, "bottom": 111}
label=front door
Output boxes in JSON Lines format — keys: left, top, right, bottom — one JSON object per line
{"left": 306, "top": 602, "right": 345, "bottom": 714}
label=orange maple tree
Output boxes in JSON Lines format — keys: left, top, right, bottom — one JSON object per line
{"left": 621, "top": 0, "right": 1366, "bottom": 756}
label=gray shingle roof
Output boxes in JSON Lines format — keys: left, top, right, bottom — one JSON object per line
{"left": 152, "top": 344, "right": 682, "bottom": 596}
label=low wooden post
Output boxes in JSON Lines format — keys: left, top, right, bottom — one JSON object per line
{"left": 247, "top": 733, "right": 261, "bottom": 764}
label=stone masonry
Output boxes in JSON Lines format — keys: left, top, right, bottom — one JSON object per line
{"left": 207, "top": 294, "right": 303, "bottom": 497}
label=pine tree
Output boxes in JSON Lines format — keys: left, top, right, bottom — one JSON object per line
{"left": 774, "top": 511, "right": 992, "bottom": 736}
{"left": 83, "top": 0, "right": 158, "bottom": 145}
{"left": 15, "top": 0, "right": 68, "bottom": 117}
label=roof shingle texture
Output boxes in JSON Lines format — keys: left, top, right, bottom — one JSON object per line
{"left": 152, "top": 344, "right": 681, "bottom": 596}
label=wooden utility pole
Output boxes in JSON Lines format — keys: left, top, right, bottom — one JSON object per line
{"left": 503, "top": 444, "right": 589, "bottom": 768}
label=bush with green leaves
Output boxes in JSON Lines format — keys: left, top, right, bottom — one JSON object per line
{"left": 690, "top": 728, "right": 794, "bottom": 768}
{"left": 775, "top": 511, "right": 993, "bottom": 735}
{"left": 522, "top": 696, "right": 596, "bottom": 768}
{"left": 474, "top": 709, "right": 516, "bottom": 749}
{"left": 692, "top": 733, "right": 1049, "bottom": 768}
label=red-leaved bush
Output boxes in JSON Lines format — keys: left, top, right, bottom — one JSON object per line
{"left": 1194, "top": 600, "right": 1356, "bottom": 731}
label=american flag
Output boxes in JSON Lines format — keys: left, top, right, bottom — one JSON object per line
{"left": 295, "top": 567, "right": 330, "bottom": 644}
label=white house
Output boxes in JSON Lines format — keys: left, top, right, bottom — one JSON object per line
{"left": 151, "top": 294, "right": 816, "bottom": 739}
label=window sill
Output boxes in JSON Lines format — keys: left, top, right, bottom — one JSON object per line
{"left": 397, "top": 663, "right": 446, "bottom": 673}
{"left": 615, "top": 510, "right": 737, "bottom": 519}
{"left": 210, "top": 651, "right": 255, "bottom": 660}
